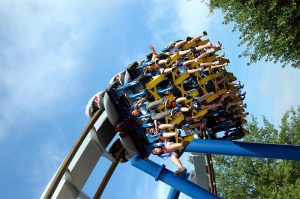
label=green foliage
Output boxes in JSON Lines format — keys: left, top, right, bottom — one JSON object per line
{"left": 213, "top": 107, "right": 300, "bottom": 198}
{"left": 208, "top": 0, "right": 300, "bottom": 68}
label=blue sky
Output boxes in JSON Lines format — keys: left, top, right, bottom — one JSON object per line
{"left": 0, "top": 0, "right": 299, "bottom": 198}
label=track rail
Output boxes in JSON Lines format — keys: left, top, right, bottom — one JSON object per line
{"left": 43, "top": 109, "right": 102, "bottom": 199}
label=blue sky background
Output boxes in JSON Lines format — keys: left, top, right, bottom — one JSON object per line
{"left": 0, "top": 0, "right": 299, "bottom": 198}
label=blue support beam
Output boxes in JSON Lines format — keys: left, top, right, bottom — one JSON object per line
{"left": 167, "top": 187, "right": 180, "bottom": 199}
{"left": 131, "top": 156, "right": 220, "bottom": 199}
{"left": 185, "top": 140, "right": 300, "bottom": 161}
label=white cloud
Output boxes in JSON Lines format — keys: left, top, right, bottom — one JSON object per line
{"left": 30, "top": 128, "right": 68, "bottom": 198}
{"left": 175, "top": 0, "right": 212, "bottom": 36}
{"left": 0, "top": 0, "right": 136, "bottom": 140}
{"left": 146, "top": 0, "right": 215, "bottom": 51}
{"left": 157, "top": 181, "right": 171, "bottom": 199}
{"left": 254, "top": 63, "right": 300, "bottom": 125}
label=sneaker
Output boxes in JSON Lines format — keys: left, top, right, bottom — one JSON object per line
{"left": 239, "top": 92, "right": 246, "bottom": 97}
{"left": 120, "top": 156, "right": 128, "bottom": 163}
{"left": 216, "top": 41, "right": 222, "bottom": 49}
{"left": 186, "top": 36, "right": 192, "bottom": 41}
{"left": 203, "top": 31, "right": 207, "bottom": 36}
{"left": 186, "top": 95, "right": 193, "bottom": 100}
{"left": 171, "top": 67, "right": 179, "bottom": 73}
{"left": 174, "top": 167, "right": 187, "bottom": 176}
{"left": 166, "top": 57, "right": 171, "bottom": 64}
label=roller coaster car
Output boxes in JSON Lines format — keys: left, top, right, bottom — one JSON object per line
{"left": 104, "top": 89, "right": 151, "bottom": 159}
{"left": 85, "top": 91, "right": 105, "bottom": 118}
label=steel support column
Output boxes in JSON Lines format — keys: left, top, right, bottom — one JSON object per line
{"left": 185, "top": 140, "right": 300, "bottom": 161}
{"left": 131, "top": 156, "right": 220, "bottom": 199}
{"left": 167, "top": 187, "right": 180, "bottom": 199}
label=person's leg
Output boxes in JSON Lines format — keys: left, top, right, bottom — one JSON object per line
{"left": 215, "top": 52, "right": 225, "bottom": 59}
{"left": 188, "top": 121, "right": 206, "bottom": 129}
{"left": 165, "top": 143, "right": 182, "bottom": 151}
{"left": 157, "top": 59, "right": 168, "bottom": 66}
{"left": 175, "top": 97, "right": 187, "bottom": 103}
{"left": 220, "top": 92, "right": 230, "bottom": 102}
{"left": 158, "top": 123, "right": 175, "bottom": 130}
{"left": 183, "top": 59, "right": 196, "bottom": 66}
{"left": 211, "top": 63, "right": 228, "bottom": 70}
{"left": 202, "top": 103, "right": 222, "bottom": 111}
{"left": 180, "top": 107, "right": 190, "bottom": 112}
{"left": 187, "top": 68, "right": 203, "bottom": 74}
{"left": 162, "top": 132, "right": 176, "bottom": 138}
{"left": 196, "top": 92, "right": 214, "bottom": 102}
{"left": 160, "top": 67, "right": 173, "bottom": 74}
{"left": 190, "top": 32, "right": 207, "bottom": 43}
{"left": 199, "top": 61, "right": 214, "bottom": 67}
{"left": 217, "top": 76, "right": 229, "bottom": 85}
{"left": 171, "top": 155, "right": 184, "bottom": 169}
{"left": 206, "top": 43, "right": 222, "bottom": 53}
{"left": 174, "top": 40, "right": 186, "bottom": 48}
{"left": 151, "top": 109, "right": 172, "bottom": 120}
{"left": 178, "top": 49, "right": 191, "bottom": 56}
{"left": 197, "top": 52, "right": 210, "bottom": 59}
{"left": 146, "top": 98, "right": 167, "bottom": 110}
{"left": 195, "top": 42, "right": 211, "bottom": 51}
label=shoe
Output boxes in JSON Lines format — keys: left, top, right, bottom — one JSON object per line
{"left": 192, "top": 103, "right": 201, "bottom": 111}
{"left": 186, "top": 95, "right": 193, "bottom": 100}
{"left": 174, "top": 167, "right": 187, "bottom": 176}
{"left": 171, "top": 67, "right": 179, "bottom": 73}
{"left": 216, "top": 41, "right": 222, "bottom": 49}
{"left": 120, "top": 156, "right": 128, "bottom": 163}
{"left": 239, "top": 92, "right": 246, "bottom": 97}
{"left": 186, "top": 36, "right": 192, "bottom": 41}
{"left": 203, "top": 31, "right": 207, "bottom": 36}
{"left": 166, "top": 57, "right": 171, "bottom": 64}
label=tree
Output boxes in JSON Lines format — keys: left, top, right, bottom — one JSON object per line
{"left": 213, "top": 107, "right": 300, "bottom": 198}
{"left": 208, "top": 0, "right": 300, "bottom": 68}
